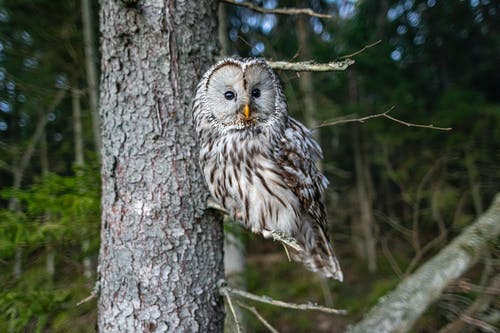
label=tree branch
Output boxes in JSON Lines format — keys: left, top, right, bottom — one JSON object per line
{"left": 221, "top": 0, "right": 333, "bottom": 19}
{"left": 339, "top": 40, "right": 382, "bottom": 59}
{"left": 237, "top": 301, "right": 280, "bottom": 333}
{"left": 267, "top": 58, "right": 354, "bottom": 72}
{"left": 346, "top": 193, "right": 500, "bottom": 333}
{"left": 221, "top": 286, "right": 242, "bottom": 333}
{"left": 218, "top": 280, "right": 347, "bottom": 315}
{"left": 316, "top": 106, "right": 452, "bottom": 131}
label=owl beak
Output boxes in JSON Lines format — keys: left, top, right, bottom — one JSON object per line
{"left": 243, "top": 104, "right": 251, "bottom": 120}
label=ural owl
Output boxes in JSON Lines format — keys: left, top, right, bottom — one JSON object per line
{"left": 193, "top": 58, "right": 342, "bottom": 281}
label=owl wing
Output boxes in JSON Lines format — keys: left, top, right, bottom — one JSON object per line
{"left": 275, "top": 117, "right": 329, "bottom": 226}
{"left": 274, "top": 117, "right": 343, "bottom": 281}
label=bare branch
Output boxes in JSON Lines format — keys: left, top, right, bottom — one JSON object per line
{"left": 221, "top": 0, "right": 333, "bottom": 19}
{"left": 339, "top": 40, "right": 382, "bottom": 59}
{"left": 221, "top": 286, "right": 243, "bottom": 333}
{"left": 218, "top": 280, "right": 347, "bottom": 315}
{"left": 384, "top": 112, "right": 452, "bottom": 131}
{"left": 237, "top": 301, "right": 280, "bottom": 333}
{"left": 316, "top": 106, "right": 452, "bottom": 131}
{"left": 267, "top": 58, "right": 354, "bottom": 72}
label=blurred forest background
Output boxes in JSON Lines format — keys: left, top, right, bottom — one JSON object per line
{"left": 0, "top": 0, "right": 498, "bottom": 332}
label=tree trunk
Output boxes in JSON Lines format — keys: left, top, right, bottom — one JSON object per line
{"left": 81, "top": 0, "right": 101, "bottom": 156}
{"left": 352, "top": 126, "right": 377, "bottom": 272}
{"left": 39, "top": 113, "right": 56, "bottom": 279}
{"left": 347, "top": 193, "right": 500, "bottom": 333}
{"left": 97, "top": 1, "right": 223, "bottom": 332}
{"left": 72, "top": 89, "right": 85, "bottom": 168}
{"left": 348, "top": 70, "right": 377, "bottom": 272}
{"left": 296, "top": 15, "right": 319, "bottom": 139}
{"left": 72, "top": 88, "right": 92, "bottom": 279}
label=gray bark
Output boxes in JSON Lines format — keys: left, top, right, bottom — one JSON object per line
{"left": 97, "top": 1, "right": 223, "bottom": 332}
{"left": 347, "top": 193, "right": 500, "bottom": 333}
{"left": 81, "top": 0, "right": 101, "bottom": 155}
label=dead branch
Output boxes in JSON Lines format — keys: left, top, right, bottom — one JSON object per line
{"left": 267, "top": 58, "right": 354, "bottom": 72}
{"left": 218, "top": 280, "right": 347, "bottom": 315}
{"left": 339, "top": 40, "right": 382, "bottom": 59}
{"left": 346, "top": 194, "right": 500, "bottom": 333}
{"left": 221, "top": 0, "right": 332, "bottom": 19}
{"left": 237, "top": 301, "right": 280, "bottom": 333}
{"left": 316, "top": 106, "right": 452, "bottom": 131}
{"left": 221, "top": 285, "right": 243, "bottom": 333}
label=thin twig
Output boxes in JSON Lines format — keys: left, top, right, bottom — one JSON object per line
{"left": 316, "top": 107, "right": 396, "bottom": 128}
{"left": 221, "top": 286, "right": 243, "bottom": 333}
{"left": 267, "top": 58, "right": 354, "bottom": 72}
{"left": 384, "top": 113, "right": 452, "bottom": 131}
{"left": 77, "top": 288, "right": 98, "bottom": 306}
{"left": 339, "top": 40, "right": 382, "bottom": 59}
{"left": 237, "top": 301, "right": 280, "bottom": 333}
{"left": 218, "top": 280, "right": 347, "bottom": 315}
{"left": 77, "top": 281, "right": 100, "bottom": 306}
{"left": 221, "top": 0, "right": 333, "bottom": 19}
{"left": 316, "top": 106, "right": 452, "bottom": 131}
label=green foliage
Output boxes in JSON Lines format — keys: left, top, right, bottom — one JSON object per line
{"left": 0, "top": 287, "right": 69, "bottom": 333}
{"left": 0, "top": 167, "right": 100, "bottom": 332}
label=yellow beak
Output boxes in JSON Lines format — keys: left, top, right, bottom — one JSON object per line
{"left": 243, "top": 104, "right": 251, "bottom": 120}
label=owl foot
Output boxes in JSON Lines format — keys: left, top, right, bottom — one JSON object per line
{"left": 268, "top": 231, "right": 303, "bottom": 252}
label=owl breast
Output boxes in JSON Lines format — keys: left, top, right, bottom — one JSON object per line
{"left": 200, "top": 131, "right": 300, "bottom": 236}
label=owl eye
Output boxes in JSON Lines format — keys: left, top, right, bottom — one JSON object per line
{"left": 224, "top": 91, "right": 235, "bottom": 100}
{"left": 251, "top": 88, "right": 261, "bottom": 98}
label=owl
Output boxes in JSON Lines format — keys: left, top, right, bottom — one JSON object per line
{"left": 193, "top": 58, "right": 343, "bottom": 281}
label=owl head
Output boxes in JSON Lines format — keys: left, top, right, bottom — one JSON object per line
{"left": 193, "top": 58, "right": 287, "bottom": 136}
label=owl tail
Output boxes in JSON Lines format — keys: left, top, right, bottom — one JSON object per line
{"left": 291, "top": 223, "right": 343, "bottom": 281}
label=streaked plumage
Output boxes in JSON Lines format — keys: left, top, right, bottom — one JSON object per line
{"left": 193, "top": 58, "right": 342, "bottom": 281}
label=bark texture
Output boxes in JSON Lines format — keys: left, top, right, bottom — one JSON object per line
{"left": 98, "top": 1, "right": 223, "bottom": 332}
{"left": 347, "top": 193, "right": 500, "bottom": 333}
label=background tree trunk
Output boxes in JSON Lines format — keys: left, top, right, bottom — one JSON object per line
{"left": 97, "top": 1, "right": 224, "bottom": 332}
{"left": 81, "top": 0, "right": 101, "bottom": 155}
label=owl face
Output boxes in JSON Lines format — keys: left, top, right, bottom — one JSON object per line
{"left": 201, "top": 59, "right": 284, "bottom": 132}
